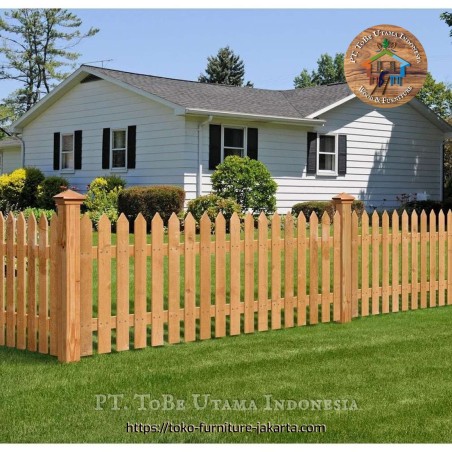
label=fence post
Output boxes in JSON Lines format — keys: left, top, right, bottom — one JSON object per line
{"left": 332, "top": 192, "right": 355, "bottom": 323}
{"left": 54, "top": 189, "right": 86, "bottom": 363}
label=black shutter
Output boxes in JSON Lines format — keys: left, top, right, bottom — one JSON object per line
{"left": 53, "top": 132, "right": 60, "bottom": 170}
{"left": 338, "top": 135, "right": 347, "bottom": 176}
{"left": 209, "top": 124, "right": 221, "bottom": 170}
{"left": 74, "top": 130, "right": 82, "bottom": 170}
{"left": 127, "top": 125, "right": 136, "bottom": 169}
{"left": 247, "top": 128, "right": 258, "bottom": 160}
{"left": 307, "top": 132, "right": 317, "bottom": 175}
{"left": 102, "top": 128, "right": 110, "bottom": 170}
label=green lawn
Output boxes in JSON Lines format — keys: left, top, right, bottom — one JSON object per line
{"left": 2, "top": 305, "right": 452, "bottom": 443}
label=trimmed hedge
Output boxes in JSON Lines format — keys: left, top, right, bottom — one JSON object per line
{"left": 118, "top": 185, "right": 185, "bottom": 228}
{"left": 397, "top": 200, "right": 452, "bottom": 217}
{"left": 291, "top": 200, "right": 365, "bottom": 222}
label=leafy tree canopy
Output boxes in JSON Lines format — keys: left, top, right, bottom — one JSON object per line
{"left": 440, "top": 11, "right": 452, "bottom": 37}
{"left": 294, "top": 52, "right": 345, "bottom": 88}
{"left": 416, "top": 72, "right": 452, "bottom": 120}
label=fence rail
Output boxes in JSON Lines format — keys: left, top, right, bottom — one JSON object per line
{"left": 0, "top": 191, "right": 451, "bottom": 363}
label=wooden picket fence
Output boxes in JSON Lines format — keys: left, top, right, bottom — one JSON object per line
{"left": 0, "top": 190, "right": 451, "bottom": 363}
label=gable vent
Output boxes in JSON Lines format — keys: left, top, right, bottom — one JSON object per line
{"left": 80, "top": 74, "right": 101, "bottom": 84}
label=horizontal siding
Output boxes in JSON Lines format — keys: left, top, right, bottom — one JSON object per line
{"left": 1, "top": 147, "right": 21, "bottom": 174}
{"left": 23, "top": 79, "right": 197, "bottom": 192}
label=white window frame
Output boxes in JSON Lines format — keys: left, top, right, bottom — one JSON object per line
{"left": 60, "top": 133, "right": 75, "bottom": 173}
{"left": 317, "top": 134, "right": 338, "bottom": 176}
{"left": 221, "top": 125, "right": 247, "bottom": 161}
{"left": 111, "top": 128, "right": 127, "bottom": 171}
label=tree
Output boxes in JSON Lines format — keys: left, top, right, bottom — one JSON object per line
{"left": 416, "top": 72, "right": 452, "bottom": 120}
{"left": 0, "top": 9, "right": 99, "bottom": 116}
{"left": 440, "top": 12, "right": 452, "bottom": 37}
{"left": 198, "top": 46, "right": 252, "bottom": 87}
{"left": 294, "top": 52, "right": 345, "bottom": 88}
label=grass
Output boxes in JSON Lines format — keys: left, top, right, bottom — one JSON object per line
{"left": 2, "top": 305, "right": 452, "bottom": 442}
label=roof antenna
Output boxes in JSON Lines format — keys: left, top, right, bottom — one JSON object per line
{"left": 83, "top": 59, "right": 113, "bottom": 68}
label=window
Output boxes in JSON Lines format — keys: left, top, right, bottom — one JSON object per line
{"left": 222, "top": 126, "right": 245, "bottom": 160}
{"left": 61, "top": 133, "right": 74, "bottom": 171}
{"left": 112, "top": 129, "right": 127, "bottom": 169}
{"left": 317, "top": 135, "right": 338, "bottom": 175}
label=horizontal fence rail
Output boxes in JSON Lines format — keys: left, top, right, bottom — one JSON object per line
{"left": 0, "top": 191, "right": 451, "bottom": 362}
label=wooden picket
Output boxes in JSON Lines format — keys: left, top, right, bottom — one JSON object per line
{"left": 2, "top": 191, "right": 452, "bottom": 363}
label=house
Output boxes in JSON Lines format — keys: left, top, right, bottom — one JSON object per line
{"left": 11, "top": 65, "right": 452, "bottom": 212}
{"left": 0, "top": 136, "right": 22, "bottom": 174}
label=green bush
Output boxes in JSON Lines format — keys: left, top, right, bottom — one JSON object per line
{"left": 187, "top": 194, "right": 242, "bottom": 230}
{"left": 291, "top": 199, "right": 365, "bottom": 222}
{"left": 37, "top": 176, "right": 69, "bottom": 210}
{"left": 118, "top": 185, "right": 185, "bottom": 229}
{"left": 20, "top": 167, "right": 45, "bottom": 209}
{"left": 22, "top": 207, "right": 55, "bottom": 223}
{"left": 211, "top": 156, "right": 277, "bottom": 215}
{"left": 397, "top": 200, "right": 449, "bottom": 217}
{"left": 0, "top": 168, "right": 26, "bottom": 212}
{"left": 103, "top": 174, "right": 126, "bottom": 192}
{"left": 84, "top": 177, "right": 124, "bottom": 229}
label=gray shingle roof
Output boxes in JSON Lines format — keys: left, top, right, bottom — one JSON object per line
{"left": 84, "top": 65, "right": 352, "bottom": 119}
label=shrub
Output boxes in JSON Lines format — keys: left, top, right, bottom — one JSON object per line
{"left": 211, "top": 156, "right": 277, "bottom": 215}
{"left": 397, "top": 200, "right": 447, "bottom": 217}
{"left": 84, "top": 177, "right": 124, "bottom": 229}
{"left": 22, "top": 207, "right": 55, "bottom": 223}
{"left": 20, "top": 167, "right": 45, "bottom": 209}
{"left": 118, "top": 185, "right": 185, "bottom": 228}
{"left": 103, "top": 174, "right": 126, "bottom": 192}
{"left": 187, "top": 194, "right": 242, "bottom": 230}
{"left": 291, "top": 199, "right": 365, "bottom": 222}
{"left": 0, "top": 168, "right": 26, "bottom": 212}
{"left": 37, "top": 176, "right": 69, "bottom": 210}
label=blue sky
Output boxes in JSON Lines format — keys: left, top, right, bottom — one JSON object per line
{"left": 0, "top": 9, "right": 451, "bottom": 101}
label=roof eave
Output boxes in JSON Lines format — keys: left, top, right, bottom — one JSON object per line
{"left": 408, "top": 98, "right": 452, "bottom": 134}
{"left": 184, "top": 108, "right": 325, "bottom": 127}
{"left": 305, "top": 94, "right": 356, "bottom": 119}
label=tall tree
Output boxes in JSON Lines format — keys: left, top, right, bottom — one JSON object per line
{"left": 294, "top": 52, "right": 345, "bottom": 88}
{"left": 198, "top": 46, "right": 252, "bottom": 87}
{"left": 416, "top": 72, "right": 452, "bottom": 120}
{"left": 440, "top": 12, "right": 452, "bottom": 37}
{"left": 0, "top": 9, "right": 99, "bottom": 117}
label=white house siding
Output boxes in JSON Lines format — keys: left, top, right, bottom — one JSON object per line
{"left": 0, "top": 146, "right": 21, "bottom": 174}
{"left": 22, "top": 79, "right": 194, "bottom": 194}
{"left": 197, "top": 99, "right": 443, "bottom": 213}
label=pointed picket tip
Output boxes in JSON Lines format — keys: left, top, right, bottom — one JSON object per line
{"left": 215, "top": 211, "right": 225, "bottom": 226}
{"left": 98, "top": 214, "right": 111, "bottom": 229}
{"left": 38, "top": 213, "right": 48, "bottom": 231}
{"left": 351, "top": 210, "right": 358, "bottom": 220}
{"left": 6, "top": 211, "right": 16, "bottom": 224}
{"left": 258, "top": 211, "right": 267, "bottom": 225}
{"left": 429, "top": 209, "right": 436, "bottom": 219}
{"left": 439, "top": 210, "right": 445, "bottom": 221}
{"left": 200, "top": 211, "right": 211, "bottom": 224}
{"left": 381, "top": 210, "right": 389, "bottom": 226}
{"left": 17, "top": 211, "right": 26, "bottom": 224}
{"left": 81, "top": 213, "right": 92, "bottom": 227}
{"left": 420, "top": 209, "right": 427, "bottom": 219}
{"left": 321, "top": 211, "right": 330, "bottom": 224}
{"left": 401, "top": 209, "right": 409, "bottom": 220}
{"left": 117, "top": 212, "right": 128, "bottom": 222}
{"left": 309, "top": 211, "right": 318, "bottom": 222}
{"left": 184, "top": 212, "right": 196, "bottom": 228}
{"left": 297, "top": 211, "right": 306, "bottom": 225}
{"left": 411, "top": 210, "right": 418, "bottom": 220}
{"left": 244, "top": 213, "right": 254, "bottom": 225}
{"left": 168, "top": 212, "right": 180, "bottom": 227}
{"left": 152, "top": 212, "right": 163, "bottom": 225}
{"left": 134, "top": 212, "right": 146, "bottom": 226}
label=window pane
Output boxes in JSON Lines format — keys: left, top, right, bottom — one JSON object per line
{"left": 62, "top": 134, "right": 73, "bottom": 152}
{"left": 224, "top": 128, "right": 244, "bottom": 148}
{"left": 319, "top": 153, "right": 335, "bottom": 171}
{"left": 224, "top": 148, "right": 244, "bottom": 159}
{"left": 319, "top": 135, "right": 335, "bottom": 154}
{"left": 112, "top": 149, "right": 126, "bottom": 168}
{"left": 113, "top": 130, "right": 126, "bottom": 149}
{"left": 62, "top": 152, "right": 74, "bottom": 170}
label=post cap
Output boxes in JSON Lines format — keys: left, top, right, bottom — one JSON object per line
{"left": 332, "top": 192, "right": 355, "bottom": 203}
{"left": 53, "top": 189, "right": 86, "bottom": 204}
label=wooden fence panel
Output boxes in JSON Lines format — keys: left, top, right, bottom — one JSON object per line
{"left": 215, "top": 213, "right": 226, "bottom": 338}
{"left": 27, "top": 215, "right": 37, "bottom": 351}
{"left": 168, "top": 214, "right": 181, "bottom": 344}
{"left": 381, "top": 212, "right": 390, "bottom": 314}
{"left": 151, "top": 214, "right": 164, "bottom": 346}
{"left": 116, "top": 214, "right": 130, "bottom": 351}
{"left": 392, "top": 211, "right": 400, "bottom": 312}
{"left": 199, "top": 214, "right": 211, "bottom": 340}
{"left": 411, "top": 212, "right": 419, "bottom": 310}
{"left": 371, "top": 211, "right": 380, "bottom": 315}
{"left": 258, "top": 213, "right": 268, "bottom": 332}
{"left": 184, "top": 213, "right": 196, "bottom": 342}
{"left": 134, "top": 214, "right": 147, "bottom": 349}
{"left": 97, "top": 215, "right": 112, "bottom": 354}
{"left": 285, "top": 213, "right": 294, "bottom": 327}
{"left": 321, "top": 212, "right": 330, "bottom": 323}
{"left": 438, "top": 211, "right": 446, "bottom": 307}
{"left": 297, "top": 214, "right": 307, "bottom": 326}
{"left": 361, "top": 212, "right": 369, "bottom": 316}
{"left": 351, "top": 212, "right": 359, "bottom": 318}
{"left": 38, "top": 215, "right": 49, "bottom": 354}
{"left": 429, "top": 211, "right": 437, "bottom": 308}
{"left": 16, "top": 214, "right": 26, "bottom": 350}
{"left": 420, "top": 211, "right": 427, "bottom": 309}
{"left": 244, "top": 214, "right": 255, "bottom": 334}
{"left": 0, "top": 214, "right": 4, "bottom": 346}
{"left": 401, "top": 212, "right": 409, "bottom": 312}
{"left": 309, "top": 213, "right": 319, "bottom": 325}
{"left": 333, "top": 212, "right": 340, "bottom": 321}
{"left": 6, "top": 214, "right": 15, "bottom": 348}
{"left": 271, "top": 214, "right": 281, "bottom": 330}
{"left": 229, "top": 213, "right": 241, "bottom": 336}
{"left": 80, "top": 215, "right": 93, "bottom": 357}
